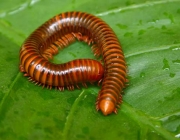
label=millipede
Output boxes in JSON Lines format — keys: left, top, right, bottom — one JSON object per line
{"left": 19, "top": 11, "right": 127, "bottom": 115}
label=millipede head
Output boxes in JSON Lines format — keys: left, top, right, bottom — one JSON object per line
{"left": 97, "top": 99, "right": 116, "bottom": 116}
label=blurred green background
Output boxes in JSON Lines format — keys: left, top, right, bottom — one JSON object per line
{"left": 0, "top": 0, "right": 180, "bottom": 139}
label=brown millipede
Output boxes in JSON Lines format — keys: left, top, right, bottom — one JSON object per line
{"left": 19, "top": 11, "right": 127, "bottom": 115}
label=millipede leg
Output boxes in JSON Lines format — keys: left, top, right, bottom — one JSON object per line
{"left": 113, "top": 108, "right": 118, "bottom": 114}
{"left": 91, "top": 45, "right": 101, "bottom": 57}
{"left": 24, "top": 73, "right": 29, "bottom": 77}
{"left": 76, "top": 84, "right": 80, "bottom": 89}
{"left": 98, "top": 79, "right": 103, "bottom": 86}
{"left": 19, "top": 65, "right": 25, "bottom": 72}
{"left": 82, "top": 83, "right": 87, "bottom": 88}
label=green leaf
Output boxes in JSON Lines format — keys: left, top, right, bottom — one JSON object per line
{"left": 0, "top": 0, "right": 180, "bottom": 140}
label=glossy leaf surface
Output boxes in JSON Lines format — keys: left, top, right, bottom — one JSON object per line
{"left": 0, "top": 0, "right": 180, "bottom": 139}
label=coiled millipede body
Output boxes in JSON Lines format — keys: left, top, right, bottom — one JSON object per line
{"left": 19, "top": 11, "right": 127, "bottom": 115}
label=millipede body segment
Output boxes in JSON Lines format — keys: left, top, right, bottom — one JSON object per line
{"left": 19, "top": 11, "right": 127, "bottom": 115}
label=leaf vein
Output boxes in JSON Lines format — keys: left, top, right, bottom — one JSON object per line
{"left": 125, "top": 43, "right": 180, "bottom": 58}
{"left": 96, "top": 0, "right": 180, "bottom": 17}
